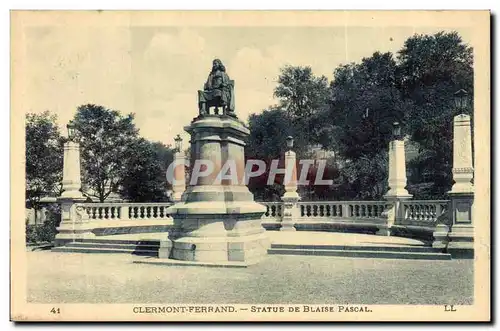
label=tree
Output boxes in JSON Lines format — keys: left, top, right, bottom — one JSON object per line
{"left": 25, "top": 111, "right": 64, "bottom": 224}
{"left": 120, "top": 139, "right": 175, "bottom": 202}
{"left": 72, "top": 104, "right": 139, "bottom": 202}
{"left": 398, "top": 31, "right": 473, "bottom": 198}
{"left": 273, "top": 65, "right": 330, "bottom": 145}
{"left": 326, "top": 52, "right": 408, "bottom": 160}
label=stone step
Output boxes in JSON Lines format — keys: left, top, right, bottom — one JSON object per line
{"left": 270, "top": 243, "right": 441, "bottom": 253}
{"left": 93, "top": 225, "right": 171, "bottom": 237}
{"left": 72, "top": 238, "right": 161, "bottom": 246}
{"left": 52, "top": 246, "right": 158, "bottom": 256}
{"left": 65, "top": 242, "right": 159, "bottom": 251}
{"left": 267, "top": 248, "right": 452, "bottom": 260}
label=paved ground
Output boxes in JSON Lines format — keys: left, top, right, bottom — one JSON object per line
{"left": 27, "top": 250, "right": 473, "bottom": 305}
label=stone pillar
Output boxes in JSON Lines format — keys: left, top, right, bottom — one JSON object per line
{"left": 60, "top": 141, "right": 83, "bottom": 199}
{"left": 171, "top": 151, "right": 187, "bottom": 202}
{"left": 164, "top": 116, "right": 268, "bottom": 266}
{"left": 54, "top": 140, "right": 94, "bottom": 246}
{"left": 281, "top": 149, "right": 300, "bottom": 231}
{"left": 447, "top": 114, "right": 474, "bottom": 258}
{"left": 385, "top": 138, "right": 412, "bottom": 199}
{"left": 381, "top": 129, "right": 412, "bottom": 236}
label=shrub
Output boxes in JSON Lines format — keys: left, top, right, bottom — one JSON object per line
{"left": 25, "top": 204, "right": 61, "bottom": 245}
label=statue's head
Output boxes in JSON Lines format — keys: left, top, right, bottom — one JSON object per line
{"left": 212, "top": 59, "right": 226, "bottom": 72}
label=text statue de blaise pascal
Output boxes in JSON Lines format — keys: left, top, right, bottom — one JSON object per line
{"left": 198, "top": 59, "right": 236, "bottom": 117}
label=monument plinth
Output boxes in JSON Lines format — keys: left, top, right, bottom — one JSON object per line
{"left": 165, "top": 115, "right": 269, "bottom": 265}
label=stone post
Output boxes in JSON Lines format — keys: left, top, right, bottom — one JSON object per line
{"left": 380, "top": 123, "right": 412, "bottom": 236}
{"left": 447, "top": 114, "right": 474, "bottom": 258}
{"left": 281, "top": 138, "right": 300, "bottom": 231}
{"left": 171, "top": 151, "right": 187, "bottom": 202}
{"left": 54, "top": 139, "right": 94, "bottom": 246}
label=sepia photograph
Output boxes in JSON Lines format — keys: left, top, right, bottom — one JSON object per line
{"left": 10, "top": 10, "right": 490, "bottom": 322}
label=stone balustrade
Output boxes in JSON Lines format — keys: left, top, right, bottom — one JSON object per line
{"left": 58, "top": 199, "right": 450, "bottom": 243}
{"left": 83, "top": 202, "right": 174, "bottom": 220}
{"left": 297, "top": 201, "right": 389, "bottom": 220}
{"left": 399, "top": 200, "right": 449, "bottom": 226}
{"left": 260, "top": 202, "right": 283, "bottom": 222}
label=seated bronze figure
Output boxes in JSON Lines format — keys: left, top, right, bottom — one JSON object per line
{"left": 198, "top": 59, "right": 236, "bottom": 117}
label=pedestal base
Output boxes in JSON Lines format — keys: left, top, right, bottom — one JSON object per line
{"left": 170, "top": 231, "right": 269, "bottom": 263}
{"left": 447, "top": 224, "right": 474, "bottom": 258}
{"left": 432, "top": 224, "right": 450, "bottom": 251}
{"left": 280, "top": 223, "right": 296, "bottom": 231}
{"left": 54, "top": 228, "right": 95, "bottom": 246}
{"left": 166, "top": 201, "right": 269, "bottom": 264}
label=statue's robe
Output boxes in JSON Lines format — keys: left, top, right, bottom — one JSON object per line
{"left": 198, "top": 70, "right": 235, "bottom": 112}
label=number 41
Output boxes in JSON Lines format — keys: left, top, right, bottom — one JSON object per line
{"left": 50, "top": 308, "right": 60, "bottom": 314}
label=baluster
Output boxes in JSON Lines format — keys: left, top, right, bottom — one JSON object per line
{"left": 313, "top": 205, "right": 318, "bottom": 217}
{"left": 435, "top": 203, "right": 443, "bottom": 222}
{"left": 300, "top": 205, "right": 305, "bottom": 217}
{"left": 326, "top": 205, "right": 331, "bottom": 217}
{"left": 319, "top": 205, "right": 324, "bottom": 217}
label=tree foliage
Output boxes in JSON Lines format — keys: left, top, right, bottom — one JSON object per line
{"left": 120, "top": 139, "right": 174, "bottom": 202}
{"left": 246, "top": 31, "right": 474, "bottom": 200}
{"left": 72, "top": 104, "right": 139, "bottom": 202}
{"left": 327, "top": 52, "right": 409, "bottom": 160}
{"left": 25, "top": 111, "right": 64, "bottom": 223}
{"left": 398, "top": 31, "right": 473, "bottom": 198}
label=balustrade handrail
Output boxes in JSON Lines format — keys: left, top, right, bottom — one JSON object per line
{"left": 297, "top": 201, "right": 387, "bottom": 205}
{"left": 402, "top": 200, "right": 449, "bottom": 204}
{"left": 80, "top": 202, "right": 174, "bottom": 207}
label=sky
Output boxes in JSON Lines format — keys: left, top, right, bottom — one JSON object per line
{"left": 22, "top": 20, "right": 473, "bottom": 146}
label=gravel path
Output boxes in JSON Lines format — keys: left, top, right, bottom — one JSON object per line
{"left": 27, "top": 251, "right": 473, "bottom": 305}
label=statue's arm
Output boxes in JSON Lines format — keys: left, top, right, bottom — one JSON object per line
{"left": 204, "top": 74, "right": 211, "bottom": 90}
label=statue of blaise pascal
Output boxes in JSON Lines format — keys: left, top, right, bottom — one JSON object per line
{"left": 198, "top": 59, "right": 236, "bottom": 117}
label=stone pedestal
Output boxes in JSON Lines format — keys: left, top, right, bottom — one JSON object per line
{"left": 55, "top": 140, "right": 95, "bottom": 246}
{"left": 54, "top": 198, "right": 95, "bottom": 246}
{"left": 385, "top": 139, "right": 412, "bottom": 199}
{"left": 60, "top": 141, "right": 83, "bottom": 199}
{"left": 281, "top": 150, "right": 299, "bottom": 231}
{"left": 381, "top": 136, "right": 412, "bottom": 236}
{"left": 447, "top": 192, "right": 474, "bottom": 257}
{"left": 165, "top": 116, "right": 268, "bottom": 266}
{"left": 447, "top": 114, "right": 474, "bottom": 258}
{"left": 171, "top": 151, "right": 187, "bottom": 202}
